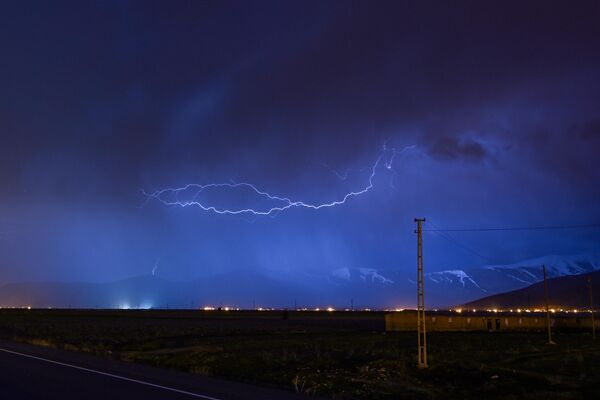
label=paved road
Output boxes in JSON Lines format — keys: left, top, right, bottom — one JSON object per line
{"left": 0, "top": 340, "right": 309, "bottom": 400}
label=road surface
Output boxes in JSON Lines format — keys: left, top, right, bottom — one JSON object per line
{"left": 0, "top": 340, "right": 310, "bottom": 399}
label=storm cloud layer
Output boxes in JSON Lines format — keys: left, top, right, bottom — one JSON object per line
{"left": 0, "top": 1, "right": 599, "bottom": 290}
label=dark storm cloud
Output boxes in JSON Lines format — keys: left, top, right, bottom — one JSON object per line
{"left": 571, "top": 119, "right": 600, "bottom": 141}
{"left": 2, "top": 1, "right": 598, "bottom": 184}
{"left": 0, "top": 1, "right": 599, "bottom": 289}
{"left": 425, "top": 136, "right": 488, "bottom": 162}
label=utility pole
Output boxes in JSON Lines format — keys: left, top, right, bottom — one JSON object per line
{"left": 415, "top": 218, "right": 428, "bottom": 368}
{"left": 589, "top": 277, "right": 596, "bottom": 340}
{"left": 543, "top": 265, "right": 555, "bottom": 345}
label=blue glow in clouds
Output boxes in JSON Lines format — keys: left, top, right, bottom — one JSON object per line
{"left": 143, "top": 145, "right": 416, "bottom": 216}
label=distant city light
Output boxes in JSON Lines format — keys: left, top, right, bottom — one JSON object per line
{"left": 4, "top": 304, "right": 585, "bottom": 313}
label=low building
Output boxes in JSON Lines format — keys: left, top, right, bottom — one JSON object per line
{"left": 385, "top": 310, "right": 597, "bottom": 332}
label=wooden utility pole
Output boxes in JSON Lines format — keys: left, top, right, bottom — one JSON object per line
{"left": 589, "top": 277, "right": 596, "bottom": 340}
{"left": 543, "top": 265, "right": 555, "bottom": 345}
{"left": 415, "top": 218, "right": 428, "bottom": 368}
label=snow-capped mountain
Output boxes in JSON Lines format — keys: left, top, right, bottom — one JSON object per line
{"left": 331, "top": 267, "right": 394, "bottom": 285}
{"left": 422, "top": 254, "right": 600, "bottom": 306}
{"left": 323, "top": 255, "right": 600, "bottom": 308}
{"left": 462, "top": 270, "right": 600, "bottom": 310}
{"left": 482, "top": 254, "right": 600, "bottom": 280}
{"left": 426, "top": 270, "right": 482, "bottom": 289}
{"left": 1, "top": 254, "right": 597, "bottom": 310}
{"left": 324, "top": 254, "right": 600, "bottom": 308}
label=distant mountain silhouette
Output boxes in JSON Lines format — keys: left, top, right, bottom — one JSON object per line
{"left": 0, "top": 272, "right": 313, "bottom": 309}
{"left": 1, "top": 254, "right": 598, "bottom": 309}
{"left": 418, "top": 254, "right": 600, "bottom": 306}
{"left": 461, "top": 270, "right": 600, "bottom": 310}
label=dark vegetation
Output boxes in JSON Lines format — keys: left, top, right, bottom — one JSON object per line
{"left": 0, "top": 309, "right": 599, "bottom": 399}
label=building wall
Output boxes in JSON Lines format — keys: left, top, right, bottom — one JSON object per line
{"left": 385, "top": 312, "right": 598, "bottom": 332}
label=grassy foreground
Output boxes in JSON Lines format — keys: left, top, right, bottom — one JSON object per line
{"left": 0, "top": 309, "right": 599, "bottom": 399}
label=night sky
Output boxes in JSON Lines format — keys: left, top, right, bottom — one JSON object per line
{"left": 1, "top": 1, "right": 599, "bottom": 290}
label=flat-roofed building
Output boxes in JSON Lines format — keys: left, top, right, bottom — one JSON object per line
{"left": 385, "top": 310, "right": 597, "bottom": 332}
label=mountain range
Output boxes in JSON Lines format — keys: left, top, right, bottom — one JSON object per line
{"left": 0, "top": 253, "right": 598, "bottom": 309}
{"left": 419, "top": 254, "right": 600, "bottom": 306}
{"left": 461, "top": 270, "right": 600, "bottom": 310}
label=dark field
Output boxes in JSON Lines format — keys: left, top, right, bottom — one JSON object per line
{"left": 0, "top": 309, "right": 599, "bottom": 399}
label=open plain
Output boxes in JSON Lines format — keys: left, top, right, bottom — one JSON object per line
{"left": 0, "top": 309, "right": 598, "bottom": 399}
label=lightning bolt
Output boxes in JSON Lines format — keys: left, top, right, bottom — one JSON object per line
{"left": 143, "top": 145, "right": 416, "bottom": 216}
{"left": 319, "top": 163, "right": 371, "bottom": 181}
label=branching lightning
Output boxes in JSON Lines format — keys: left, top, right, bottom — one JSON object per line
{"left": 142, "top": 145, "right": 416, "bottom": 216}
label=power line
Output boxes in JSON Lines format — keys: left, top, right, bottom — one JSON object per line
{"left": 432, "top": 230, "right": 493, "bottom": 262}
{"left": 427, "top": 220, "right": 493, "bottom": 262}
{"left": 424, "top": 221, "right": 600, "bottom": 266}
{"left": 424, "top": 223, "right": 600, "bottom": 232}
